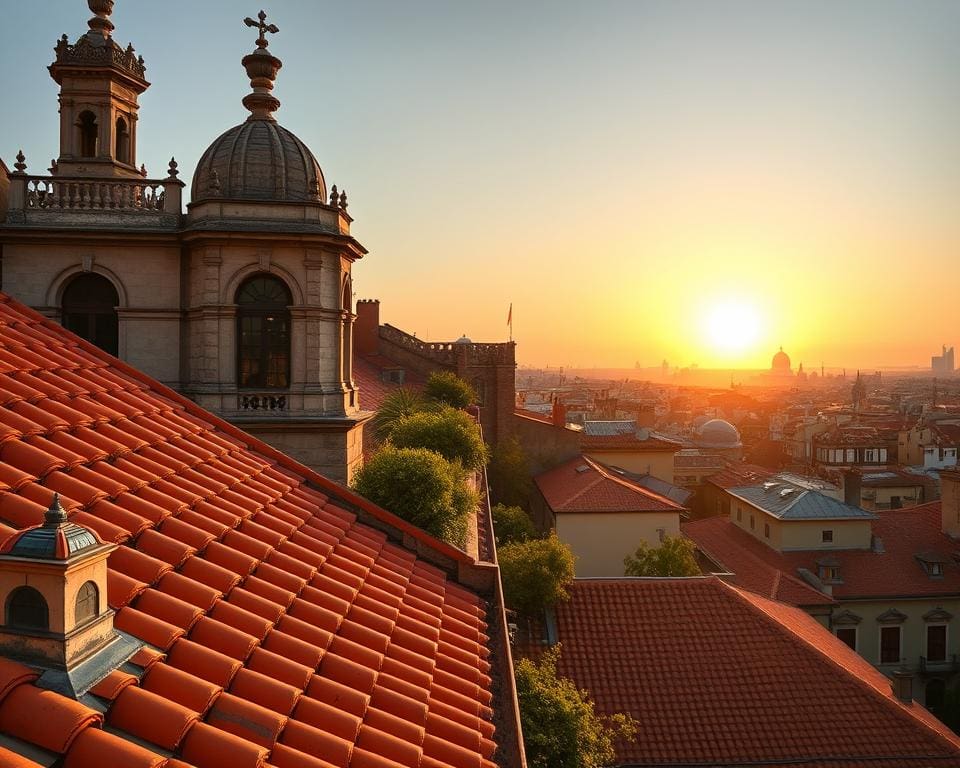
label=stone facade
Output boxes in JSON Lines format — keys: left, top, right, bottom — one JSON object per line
{"left": 0, "top": 3, "right": 370, "bottom": 481}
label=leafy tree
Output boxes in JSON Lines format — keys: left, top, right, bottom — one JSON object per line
{"left": 491, "top": 503, "right": 536, "bottom": 546}
{"left": 488, "top": 435, "right": 533, "bottom": 509}
{"left": 515, "top": 646, "right": 637, "bottom": 768}
{"left": 623, "top": 534, "right": 700, "bottom": 577}
{"left": 372, "top": 388, "right": 429, "bottom": 440}
{"left": 389, "top": 407, "right": 488, "bottom": 470}
{"left": 352, "top": 445, "right": 464, "bottom": 545}
{"left": 424, "top": 370, "right": 475, "bottom": 409}
{"left": 499, "top": 534, "right": 575, "bottom": 616}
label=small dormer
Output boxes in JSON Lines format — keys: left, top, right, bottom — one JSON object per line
{"left": 915, "top": 551, "right": 949, "bottom": 580}
{"left": 816, "top": 554, "right": 843, "bottom": 584}
{"left": 0, "top": 495, "right": 140, "bottom": 696}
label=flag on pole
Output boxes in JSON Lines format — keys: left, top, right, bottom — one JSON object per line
{"left": 507, "top": 303, "right": 513, "bottom": 341}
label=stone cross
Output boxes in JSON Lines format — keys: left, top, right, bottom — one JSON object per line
{"left": 244, "top": 10, "right": 279, "bottom": 49}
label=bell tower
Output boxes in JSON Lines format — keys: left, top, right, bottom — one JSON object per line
{"left": 48, "top": 0, "right": 150, "bottom": 178}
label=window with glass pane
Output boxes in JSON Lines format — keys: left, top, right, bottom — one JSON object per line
{"left": 236, "top": 275, "right": 292, "bottom": 389}
{"left": 7, "top": 586, "right": 49, "bottom": 630}
{"left": 927, "top": 625, "right": 947, "bottom": 662}
{"left": 836, "top": 627, "right": 856, "bottom": 651}
{"left": 880, "top": 626, "right": 901, "bottom": 664}
{"left": 75, "top": 581, "right": 99, "bottom": 625}
{"left": 61, "top": 274, "right": 119, "bottom": 356}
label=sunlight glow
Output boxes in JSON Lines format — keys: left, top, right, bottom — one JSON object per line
{"left": 703, "top": 300, "right": 762, "bottom": 354}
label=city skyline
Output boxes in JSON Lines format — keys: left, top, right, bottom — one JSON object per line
{"left": 1, "top": 1, "right": 958, "bottom": 370}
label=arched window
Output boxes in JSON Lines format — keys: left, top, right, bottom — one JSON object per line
{"left": 6, "top": 586, "right": 49, "bottom": 631}
{"left": 74, "top": 581, "right": 99, "bottom": 625}
{"left": 78, "top": 111, "right": 98, "bottom": 158}
{"left": 61, "top": 274, "right": 120, "bottom": 356}
{"left": 115, "top": 116, "right": 130, "bottom": 164}
{"left": 236, "top": 275, "right": 292, "bottom": 389}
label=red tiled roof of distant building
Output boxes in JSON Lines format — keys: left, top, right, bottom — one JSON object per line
{"left": 685, "top": 503, "right": 960, "bottom": 601}
{"left": 932, "top": 423, "right": 960, "bottom": 446}
{"left": 673, "top": 452, "right": 725, "bottom": 469}
{"left": 0, "top": 294, "right": 502, "bottom": 768}
{"left": 551, "top": 577, "right": 960, "bottom": 766}
{"left": 535, "top": 455, "right": 684, "bottom": 514}
{"left": 580, "top": 432, "right": 681, "bottom": 451}
{"left": 513, "top": 408, "right": 553, "bottom": 425}
{"left": 353, "top": 355, "right": 423, "bottom": 413}
{"left": 683, "top": 517, "right": 835, "bottom": 606}
{"left": 705, "top": 463, "right": 774, "bottom": 489}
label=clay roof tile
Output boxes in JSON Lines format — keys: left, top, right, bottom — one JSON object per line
{"left": 107, "top": 684, "right": 199, "bottom": 750}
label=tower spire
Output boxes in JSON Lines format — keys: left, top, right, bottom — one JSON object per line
{"left": 241, "top": 10, "right": 283, "bottom": 121}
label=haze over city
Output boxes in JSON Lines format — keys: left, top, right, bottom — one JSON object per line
{"left": 2, "top": 0, "right": 958, "bottom": 372}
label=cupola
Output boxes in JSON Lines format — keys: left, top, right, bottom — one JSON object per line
{"left": 0, "top": 495, "right": 140, "bottom": 696}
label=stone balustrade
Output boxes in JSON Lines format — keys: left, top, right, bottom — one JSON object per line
{"left": 6, "top": 171, "right": 183, "bottom": 229}
{"left": 238, "top": 394, "right": 287, "bottom": 412}
{"left": 379, "top": 324, "right": 515, "bottom": 365}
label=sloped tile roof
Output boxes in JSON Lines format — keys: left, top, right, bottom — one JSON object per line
{"left": 685, "top": 504, "right": 960, "bottom": 600}
{"left": 535, "top": 455, "right": 685, "bottom": 514}
{"left": 353, "top": 356, "right": 423, "bottom": 414}
{"left": 683, "top": 516, "right": 835, "bottom": 606}
{"left": 552, "top": 577, "right": 960, "bottom": 767}
{"left": 728, "top": 483, "right": 876, "bottom": 520}
{"left": 0, "top": 294, "right": 501, "bottom": 768}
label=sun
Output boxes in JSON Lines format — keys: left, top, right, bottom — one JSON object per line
{"left": 703, "top": 299, "right": 761, "bottom": 354}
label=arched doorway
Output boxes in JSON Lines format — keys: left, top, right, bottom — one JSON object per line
{"left": 61, "top": 273, "right": 120, "bottom": 356}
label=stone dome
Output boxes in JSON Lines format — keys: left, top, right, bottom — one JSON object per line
{"left": 454, "top": 335, "right": 472, "bottom": 345}
{"left": 696, "top": 419, "right": 742, "bottom": 449}
{"left": 191, "top": 120, "right": 326, "bottom": 204}
{"left": 772, "top": 347, "right": 791, "bottom": 372}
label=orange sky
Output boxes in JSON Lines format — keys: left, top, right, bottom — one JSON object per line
{"left": 3, "top": 2, "right": 959, "bottom": 370}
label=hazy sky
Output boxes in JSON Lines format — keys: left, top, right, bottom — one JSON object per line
{"left": 2, "top": 1, "right": 959, "bottom": 370}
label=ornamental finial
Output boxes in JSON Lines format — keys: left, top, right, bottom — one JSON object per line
{"left": 86, "top": 0, "right": 116, "bottom": 40}
{"left": 13, "top": 150, "right": 26, "bottom": 174}
{"left": 244, "top": 10, "right": 279, "bottom": 50}
{"left": 44, "top": 494, "right": 69, "bottom": 527}
{"left": 167, "top": 157, "right": 179, "bottom": 179}
{"left": 241, "top": 10, "right": 283, "bottom": 120}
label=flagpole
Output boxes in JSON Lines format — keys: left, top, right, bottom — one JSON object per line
{"left": 507, "top": 303, "right": 513, "bottom": 342}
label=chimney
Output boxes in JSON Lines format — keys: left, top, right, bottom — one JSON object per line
{"left": 891, "top": 669, "right": 914, "bottom": 704}
{"left": 842, "top": 469, "right": 862, "bottom": 508}
{"left": 940, "top": 470, "right": 960, "bottom": 538}
{"left": 552, "top": 397, "right": 567, "bottom": 428}
{"left": 354, "top": 299, "right": 380, "bottom": 357}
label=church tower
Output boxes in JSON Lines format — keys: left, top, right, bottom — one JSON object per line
{"left": 181, "top": 11, "right": 370, "bottom": 482}
{"left": 48, "top": 0, "right": 149, "bottom": 178}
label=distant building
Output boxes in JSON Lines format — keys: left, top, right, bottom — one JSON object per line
{"left": 899, "top": 419, "right": 960, "bottom": 470}
{"left": 685, "top": 472, "right": 960, "bottom": 705}
{"left": 932, "top": 345, "right": 955, "bottom": 374}
{"left": 532, "top": 455, "right": 687, "bottom": 577}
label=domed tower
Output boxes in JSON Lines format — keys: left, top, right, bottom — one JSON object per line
{"left": 182, "top": 11, "right": 369, "bottom": 483}
{"left": 771, "top": 346, "right": 792, "bottom": 375}
{"left": 0, "top": 496, "right": 139, "bottom": 695}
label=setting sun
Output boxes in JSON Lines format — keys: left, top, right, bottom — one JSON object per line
{"left": 703, "top": 299, "right": 762, "bottom": 355}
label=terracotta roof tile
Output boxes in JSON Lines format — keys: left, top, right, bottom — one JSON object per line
{"left": 548, "top": 577, "right": 960, "bottom": 766}
{"left": 0, "top": 746, "right": 46, "bottom": 768}
{"left": 0, "top": 293, "right": 503, "bottom": 768}
{"left": 107, "top": 684, "right": 199, "bottom": 750}
{"left": 62, "top": 727, "right": 167, "bottom": 768}
{"left": 141, "top": 662, "right": 222, "bottom": 715}
{"left": 0, "top": 684, "right": 100, "bottom": 753}
{"left": 536, "top": 454, "right": 685, "bottom": 514}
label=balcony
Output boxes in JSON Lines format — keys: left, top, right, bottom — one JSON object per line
{"left": 5, "top": 164, "right": 183, "bottom": 230}
{"left": 920, "top": 655, "right": 959, "bottom": 675}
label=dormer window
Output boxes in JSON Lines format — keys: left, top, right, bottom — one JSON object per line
{"left": 816, "top": 555, "right": 842, "bottom": 584}
{"left": 916, "top": 552, "right": 949, "bottom": 580}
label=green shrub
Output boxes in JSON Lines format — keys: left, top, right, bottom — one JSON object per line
{"left": 372, "top": 388, "right": 429, "bottom": 440}
{"left": 491, "top": 503, "right": 536, "bottom": 546}
{"left": 499, "top": 534, "right": 575, "bottom": 616}
{"left": 352, "top": 445, "right": 460, "bottom": 544}
{"left": 516, "top": 646, "right": 638, "bottom": 768}
{"left": 389, "top": 407, "right": 488, "bottom": 470}
{"left": 623, "top": 534, "right": 700, "bottom": 577}
{"left": 488, "top": 436, "right": 533, "bottom": 509}
{"left": 424, "top": 371, "right": 475, "bottom": 409}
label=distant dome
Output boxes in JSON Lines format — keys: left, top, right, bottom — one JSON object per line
{"left": 772, "top": 347, "right": 791, "bottom": 373}
{"left": 696, "top": 419, "right": 742, "bottom": 449}
{"left": 191, "top": 121, "right": 326, "bottom": 204}
{"left": 454, "top": 335, "right": 472, "bottom": 345}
